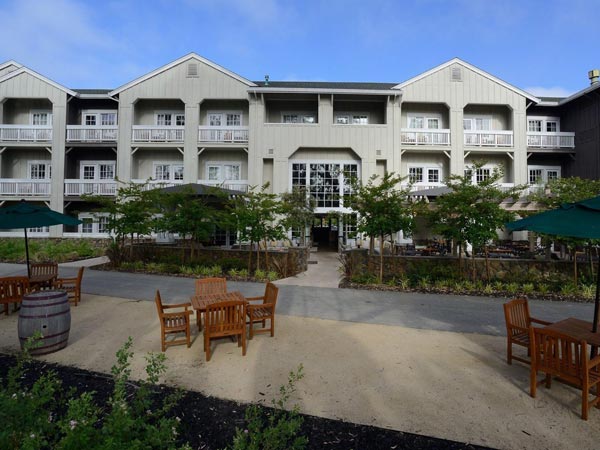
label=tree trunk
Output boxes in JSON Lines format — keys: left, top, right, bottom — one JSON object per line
{"left": 379, "top": 233, "right": 384, "bottom": 283}
{"left": 256, "top": 242, "right": 261, "bottom": 272}
{"left": 248, "top": 240, "right": 253, "bottom": 273}
{"left": 484, "top": 245, "right": 490, "bottom": 282}
{"left": 458, "top": 242, "right": 463, "bottom": 276}
{"left": 369, "top": 236, "right": 374, "bottom": 256}
{"left": 470, "top": 246, "right": 476, "bottom": 281}
{"left": 264, "top": 238, "right": 269, "bottom": 271}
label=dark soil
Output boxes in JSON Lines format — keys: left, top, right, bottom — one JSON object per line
{"left": 0, "top": 354, "right": 493, "bottom": 450}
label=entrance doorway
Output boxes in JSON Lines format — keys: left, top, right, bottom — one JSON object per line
{"left": 311, "top": 215, "right": 339, "bottom": 251}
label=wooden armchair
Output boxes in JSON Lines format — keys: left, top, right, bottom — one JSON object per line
{"left": 204, "top": 300, "right": 246, "bottom": 361}
{"left": 530, "top": 327, "right": 600, "bottom": 420}
{"left": 246, "top": 282, "right": 279, "bottom": 339}
{"left": 155, "top": 290, "right": 192, "bottom": 352}
{"left": 503, "top": 297, "right": 551, "bottom": 365}
{"left": 194, "top": 277, "right": 227, "bottom": 330}
{"left": 0, "top": 276, "right": 29, "bottom": 315}
{"left": 29, "top": 262, "right": 58, "bottom": 290}
{"left": 54, "top": 267, "right": 85, "bottom": 306}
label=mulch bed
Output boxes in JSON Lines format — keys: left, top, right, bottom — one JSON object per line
{"left": 0, "top": 354, "right": 493, "bottom": 450}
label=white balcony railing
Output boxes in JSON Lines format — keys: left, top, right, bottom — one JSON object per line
{"left": 66, "top": 126, "right": 118, "bottom": 142}
{"left": 401, "top": 129, "right": 451, "bottom": 146}
{"left": 0, "top": 179, "right": 51, "bottom": 196}
{"left": 527, "top": 132, "right": 575, "bottom": 149}
{"left": 464, "top": 131, "right": 513, "bottom": 147}
{"left": 0, "top": 125, "right": 52, "bottom": 142}
{"left": 132, "top": 126, "right": 184, "bottom": 143}
{"left": 198, "top": 126, "right": 249, "bottom": 144}
{"left": 131, "top": 179, "right": 184, "bottom": 190}
{"left": 198, "top": 179, "right": 249, "bottom": 193}
{"left": 64, "top": 179, "right": 117, "bottom": 196}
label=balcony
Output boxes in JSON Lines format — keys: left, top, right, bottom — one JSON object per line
{"left": 64, "top": 179, "right": 117, "bottom": 196}
{"left": 198, "top": 179, "right": 249, "bottom": 193}
{"left": 401, "top": 129, "right": 450, "bottom": 146}
{"left": 527, "top": 132, "right": 575, "bottom": 149}
{"left": 0, "top": 125, "right": 52, "bottom": 142}
{"left": 66, "top": 126, "right": 118, "bottom": 143}
{"left": 464, "top": 131, "right": 513, "bottom": 147}
{"left": 132, "top": 126, "right": 184, "bottom": 143}
{"left": 198, "top": 126, "right": 249, "bottom": 144}
{"left": 0, "top": 179, "right": 51, "bottom": 196}
{"left": 131, "top": 179, "right": 184, "bottom": 190}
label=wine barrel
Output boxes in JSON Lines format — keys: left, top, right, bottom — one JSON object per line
{"left": 18, "top": 290, "right": 71, "bottom": 355}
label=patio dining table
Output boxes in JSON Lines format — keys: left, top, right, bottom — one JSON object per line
{"left": 544, "top": 318, "right": 600, "bottom": 347}
{"left": 190, "top": 290, "right": 247, "bottom": 331}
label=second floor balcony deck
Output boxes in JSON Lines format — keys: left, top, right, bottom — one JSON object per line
{"left": 0, "top": 125, "right": 52, "bottom": 143}
{"left": 198, "top": 126, "right": 249, "bottom": 144}
{"left": 0, "top": 179, "right": 51, "bottom": 196}
{"left": 64, "top": 179, "right": 117, "bottom": 196}
{"left": 198, "top": 179, "right": 249, "bottom": 192}
{"left": 527, "top": 132, "right": 575, "bottom": 149}
{"left": 132, "top": 126, "right": 184, "bottom": 143}
{"left": 401, "top": 129, "right": 451, "bottom": 146}
{"left": 464, "top": 131, "right": 513, "bottom": 147}
{"left": 66, "top": 126, "right": 118, "bottom": 143}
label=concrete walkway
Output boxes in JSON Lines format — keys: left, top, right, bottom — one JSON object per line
{"left": 276, "top": 250, "right": 342, "bottom": 288}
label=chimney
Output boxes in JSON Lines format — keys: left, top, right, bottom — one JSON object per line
{"left": 589, "top": 69, "right": 600, "bottom": 85}
{"left": 264, "top": 74, "right": 269, "bottom": 86}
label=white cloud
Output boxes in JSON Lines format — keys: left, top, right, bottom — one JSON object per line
{"left": 524, "top": 86, "right": 574, "bottom": 98}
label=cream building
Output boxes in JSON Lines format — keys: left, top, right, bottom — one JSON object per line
{"left": 0, "top": 54, "right": 578, "bottom": 244}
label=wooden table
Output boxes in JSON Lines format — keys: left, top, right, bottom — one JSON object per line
{"left": 29, "top": 274, "right": 57, "bottom": 291}
{"left": 544, "top": 318, "right": 600, "bottom": 347}
{"left": 190, "top": 291, "right": 246, "bottom": 330}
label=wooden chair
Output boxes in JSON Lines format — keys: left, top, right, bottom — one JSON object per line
{"left": 29, "top": 262, "right": 58, "bottom": 290}
{"left": 154, "top": 290, "right": 192, "bottom": 352}
{"left": 246, "top": 282, "right": 279, "bottom": 339}
{"left": 194, "top": 277, "right": 227, "bottom": 330}
{"left": 530, "top": 327, "right": 600, "bottom": 420}
{"left": 204, "top": 300, "right": 246, "bottom": 361}
{"left": 0, "top": 276, "right": 29, "bottom": 315}
{"left": 53, "top": 267, "right": 85, "bottom": 306}
{"left": 503, "top": 297, "right": 551, "bottom": 365}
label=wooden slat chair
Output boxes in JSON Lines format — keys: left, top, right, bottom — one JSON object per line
{"left": 246, "top": 282, "right": 279, "bottom": 340}
{"left": 29, "top": 262, "right": 58, "bottom": 291}
{"left": 204, "top": 300, "right": 246, "bottom": 361}
{"left": 503, "top": 297, "right": 551, "bottom": 365}
{"left": 530, "top": 327, "right": 600, "bottom": 420}
{"left": 53, "top": 267, "right": 85, "bottom": 306}
{"left": 0, "top": 276, "right": 29, "bottom": 315}
{"left": 194, "top": 277, "right": 227, "bottom": 330}
{"left": 154, "top": 290, "right": 192, "bottom": 352}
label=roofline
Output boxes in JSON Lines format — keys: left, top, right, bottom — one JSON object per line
{"left": 248, "top": 87, "right": 402, "bottom": 96}
{"left": 536, "top": 100, "right": 561, "bottom": 106}
{"left": 393, "top": 58, "right": 540, "bottom": 103}
{"left": 76, "top": 93, "right": 116, "bottom": 100}
{"left": 109, "top": 53, "right": 257, "bottom": 97}
{"left": 0, "top": 67, "right": 77, "bottom": 97}
{"left": 0, "top": 60, "right": 23, "bottom": 71}
{"left": 559, "top": 82, "right": 600, "bottom": 105}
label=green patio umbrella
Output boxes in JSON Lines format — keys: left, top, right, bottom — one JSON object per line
{"left": 0, "top": 200, "right": 82, "bottom": 277}
{"left": 506, "top": 195, "right": 600, "bottom": 332}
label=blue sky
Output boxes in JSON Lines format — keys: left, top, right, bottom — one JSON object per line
{"left": 0, "top": 0, "right": 598, "bottom": 97}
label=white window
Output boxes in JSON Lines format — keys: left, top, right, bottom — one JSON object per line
{"left": 528, "top": 166, "right": 561, "bottom": 185}
{"left": 428, "top": 168, "right": 440, "bottom": 183}
{"left": 81, "top": 221, "right": 93, "bottom": 234}
{"left": 290, "top": 161, "right": 359, "bottom": 209}
{"left": 209, "top": 114, "right": 222, "bottom": 126}
{"left": 84, "top": 114, "right": 96, "bottom": 126}
{"left": 464, "top": 165, "right": 496, "bottom": 185}
{"left": 226, "top": 113, "right": 241, "bottom": 127}
{"left": 206, "top": 162, "right": 241, "bottom": 181}
{"left": 546, "top": 121, "right": 558, "bottom": 132}
{"left": 207, "top": 112, "right": 243, "bottom": 127}
{"left": 79, "top": 213, "right": 110, "bottom": 235}
{"left": 155, "top": 112, "right": 185, "bottom": 127}
{"left": 81, "top": 110, "right": 118, "bottom": 126}
{"left": 98, "top": 216, "right": 109, "bottom": 234}
{"left": 101, "top": 113, "right": 117, "bottom": 126}
{"left": 28, "top": 161, "right": 51, "bottom": 179}
{"left": 80, "top": 161, "right": 115, "bottom": 180}
{"left": 528, "top": 120, "right": 542, "bottom": 132}
{"left": 282, "top": 112, "right": 316, "bottom": 124}
{"left": 408, "top": 166, "right": 441, "bottom": 184}
{"left": 527, "top": 116, "right": 561, "bottom": 133}
{"left": 335, "top": 115, "right": 350, "bottom": 124}
{"left": 408, "top": 114, "right": 442, "bottom": 129}
{"left": 153, "top": 163, "right": 184, "bottom": 181}
{"left": 464, "top": 117, "right": 492, "bottom": 131}
{"left": 409, "top": 167, "right": 423, "bottom": 183}
{"left": 335, "top": 112, "right": 369, "bottom": 125}
{"left": 31, "top": 111, "right": 51, "bottom": 126}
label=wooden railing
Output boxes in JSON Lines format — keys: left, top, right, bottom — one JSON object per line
{"left": 132, "top": 126, "right": 184, "bottom": 143}
{"left": 64, "top": 179, "right": 117, "bottom": 196}
{"left": 464, "top": 131, "right": 513, "bottom": 147}
{"left": 527, "top": 132, "right": 575, "bottom": 149}
{"left": 0, "top": 125, "right": 52, "bottom": 142}
{"left": 0, "top": 179, "right": 51, "bottom": 196}
{"left": 401, "top": 129, "right": 451, "bottom": 146}
{"left": 66, "top": 126, "right": 118, "bottom": 142}
{"left": 198, "top": 126, "right": 249, "bottom": 143}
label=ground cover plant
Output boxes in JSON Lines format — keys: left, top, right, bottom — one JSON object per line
{"left": 0, "top": 238, "right": 105, "bottom": 263}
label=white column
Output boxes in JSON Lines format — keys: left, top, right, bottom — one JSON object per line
{"left": 183, "top": 102, "right": 199, "bottom": 183}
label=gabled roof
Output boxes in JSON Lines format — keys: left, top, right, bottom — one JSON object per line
{"left": 559, "top": 82, "right": 600, "bottom": 105}
{"left": 109, "top": 53, "right": 257, "bottom": 97}
{"left": 393, "top": 58, "right": 540, "bottom": 103}
{"left": 0, "top": 60, "right": 22, "bottom": 72}
{"left": 0, "top": 66, "right": 77, "bottom": 96}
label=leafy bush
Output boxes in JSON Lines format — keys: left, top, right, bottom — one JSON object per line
{"left": 350, "top": 273, "right": 377, "bottom": 285}
{"left": 0, "top": 238, "right": 105, "bottom": 263}
{"left": 254, "top": 269, "right": 267, "bottom": 281}
{"left": 208, "top": 265, "right": 223, "bottom": 277}
{"left": 267, "top": 271, "right": 279, "bottom": 282}
{"left": 217, "top": 258, "right": 246, "bottom": 272}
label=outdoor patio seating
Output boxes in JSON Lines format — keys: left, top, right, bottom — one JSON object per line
{"left": 154, "top": 290, "right": 192, "bottom": 352}
{"left": 246, "top": 282, "right": 279, "bottom": 339}
{"left": 53, "top": 267, "right": 85, "bottom": 306}
{"left": 530, "top": 326, "right": 600, "bottom": 420}
{"left": 29, "top": 262, "right": 58, "bottom": 291}
{"left": 503, "top": 297, "right": 551, "bottom": 365}
{"left": 194, "top": 277, "right": 227, "bottom": 330}
{"left": 0, "top": 276, "right": 29, "bottom": 315}
{"left": 204, "top": 299, "right": 247, "bottom": 361}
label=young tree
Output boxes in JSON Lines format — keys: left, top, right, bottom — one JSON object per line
{"left": 280, "top": 187, "right": 315, "bottom": 247}
{"left": 427, "top": 162, "right": 523, "bottom": 280}
{"left": 227, "top": 183, "right": 285, "bottom": 272}
{"left": 346, "top": 172, "right": 416, "bottom": 283}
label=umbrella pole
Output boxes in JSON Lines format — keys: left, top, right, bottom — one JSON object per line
{"left": 24, "top": 227, "right": 31, "bottom": 278}
{"left": 594, "top": 251, "right": 600, "bottom": 333}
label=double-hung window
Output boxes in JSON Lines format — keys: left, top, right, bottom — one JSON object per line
{"left": 80, "top": 161, "right": 115, "bottom": 180}
{"left": 528, "top": 117, "right": 561, "bottom": 133}
{"left": 31, "top": 111, "right": 51, "bottom": 126}
{"left": 408, "top": 166, "right": 441, "bottom": 184}
{"left": 282, "top": 113, "right": 316, "bottom": 124}
{"left": 28, "top": 161, "right": 51, "bottom": 179}
{"left": 155, "top": 112, "right": 185, "bottom": 127}
{"left": 206, "top": 162, "right": 241, "bottom": 182}
{"left": 335, "top": 113, "right": 369, "bottom": 125}
{"left": 153, "top": 163, "right": 184, "bottom": 182}
{"left": 528, "top": 166, "right": 561, "bottom": 185}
